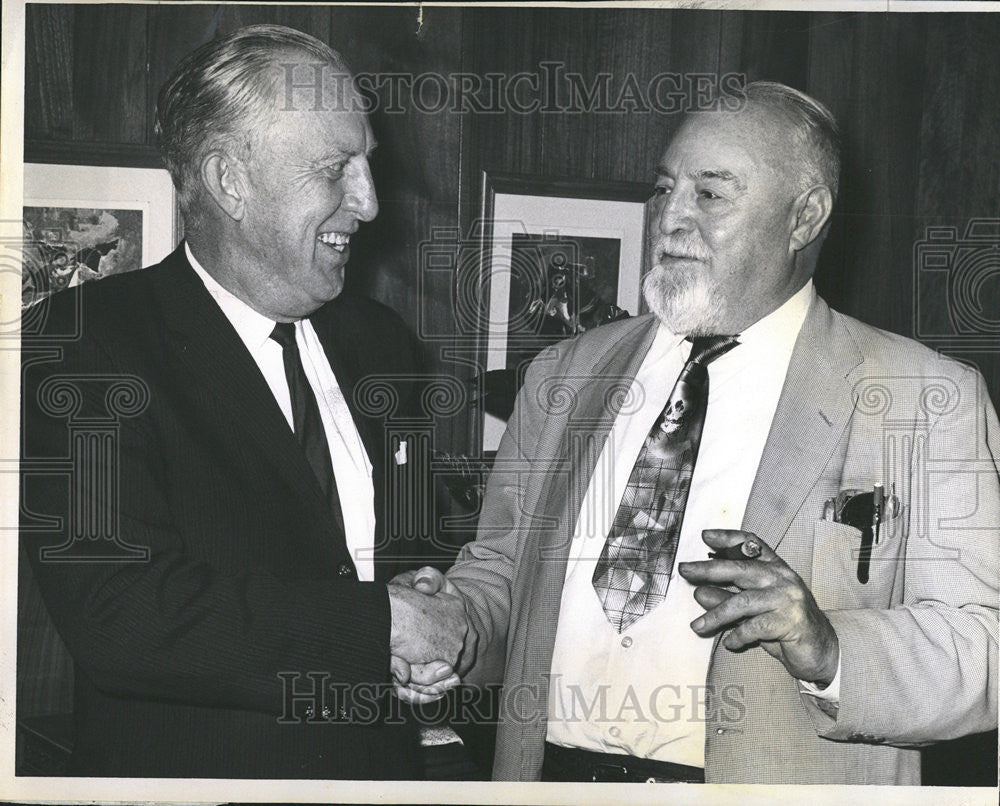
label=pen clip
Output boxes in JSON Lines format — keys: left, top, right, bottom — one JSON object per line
{"left": 822, "top": 497, "right": 836, "bottom": 521}
{"left": 872, "top": 482, "right": 884, "bottom": 544}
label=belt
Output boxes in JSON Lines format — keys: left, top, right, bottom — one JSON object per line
{"left": 542, "top": 742, "right": 705, "bottom": 783}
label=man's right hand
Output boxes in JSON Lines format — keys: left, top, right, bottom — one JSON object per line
{"left": 387, "top": 570, "right": 473, "bottom": 671}
{"left": 388, "top": 567, "right": 477, "bottom": 704}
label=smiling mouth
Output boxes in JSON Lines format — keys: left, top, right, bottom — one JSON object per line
{"left": 317, "top": 232, "right": 351, "bottom": 253}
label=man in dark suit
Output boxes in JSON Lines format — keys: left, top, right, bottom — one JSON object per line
{"left": 397, "top": 81, "right": 999, "bottom": 784}
{"left": 19, "top": 24, "right": 471, "bottom": 779}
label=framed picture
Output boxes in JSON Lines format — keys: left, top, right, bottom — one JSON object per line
{"left": 21, "top": 163, "right": 177, "bottom": 308}
{"left": 479, "top": 171, "right": 650, "bottom": 450}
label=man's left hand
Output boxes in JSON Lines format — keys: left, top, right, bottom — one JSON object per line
{"left": 677, "top": 529, "right": 839, "bottom": 687}
{"left": 390, "top": 656, "right": 460, "bottom": 705}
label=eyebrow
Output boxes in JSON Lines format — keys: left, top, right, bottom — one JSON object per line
{"left": 654, "top": 166, "right": 746, "bottom": 192}
{"left": 312, "top": 140, "right": 378, "bottom": 167}
{"left": 692, "top": 168, "right": 745, "bottom": 191}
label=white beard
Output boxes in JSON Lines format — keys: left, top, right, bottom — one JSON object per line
{"left": 641, "top": 261, "right": 731, "bottom": 336}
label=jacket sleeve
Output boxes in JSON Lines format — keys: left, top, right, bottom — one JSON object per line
{"left": 20, "top": 296, "right": 392, "bottom": 718}
{"left": 445, "top": 343, "right": 567, "bottom": 688}
{"left": 804, "top": 364, "right": 999, "bottom": 743}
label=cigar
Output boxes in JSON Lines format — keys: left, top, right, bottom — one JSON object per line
{"left": 709, "top": 538, "right": 763, "bottom": 561}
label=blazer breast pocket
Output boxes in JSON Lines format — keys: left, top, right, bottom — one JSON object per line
{"left": 810, "top": 519, "right": 903, "bottom": 611}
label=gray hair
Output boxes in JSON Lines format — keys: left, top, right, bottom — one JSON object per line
{"left": 154, "top": 24, "right": 351, "bottom": 219}
{"left": 743, "top": 81, "right": 842, "bottom": 204}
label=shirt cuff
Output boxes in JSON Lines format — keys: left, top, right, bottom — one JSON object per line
{"left": 797, "top": 656, "right": 841, "bottom": 703}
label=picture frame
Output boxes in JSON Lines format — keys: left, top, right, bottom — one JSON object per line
{"left": 479, "top": 171, "right": 650, "bottom": 450}
{"left": 21, "top": 163, "right": 178, "bottom": 308}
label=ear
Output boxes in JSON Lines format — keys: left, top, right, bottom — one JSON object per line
{"left": 789, "top": 185, "right": 833, "bottom": 253}
{"left": 200, "top": 150, "right": 247, "bottom": 221}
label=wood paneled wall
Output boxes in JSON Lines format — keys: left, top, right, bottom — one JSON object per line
{"left": 459, "top": 8, "right": 999, "bottom": 397}
{"left": 24, "top": 5, "right": 999, "bottom": 446}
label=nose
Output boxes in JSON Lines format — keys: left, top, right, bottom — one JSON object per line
{"left": 650, "top": 186, "right": 692, "bottom": 236}
{"left": 343, "top": 156, "right": 378, "bottom": 222}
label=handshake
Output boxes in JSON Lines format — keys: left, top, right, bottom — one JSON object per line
{"left": 387, "top": 567, "right": 477, "bottom": 704}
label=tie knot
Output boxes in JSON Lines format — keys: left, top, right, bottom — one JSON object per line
{"left": 686, "top": 335, "right": 739, "bottom": 366}
{"left": 270, "top": 321, "right": 297, "bottom": 350}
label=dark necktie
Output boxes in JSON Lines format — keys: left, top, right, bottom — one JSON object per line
{"left": 269, "top": 322, "right": 350, "bottom": 565}
{"left": 592, "top": 335, "right": 739, "bottom": 632}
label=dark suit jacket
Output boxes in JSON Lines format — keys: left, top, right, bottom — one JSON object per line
{"left": 20, "top": 245, "right": 425, "bottom": 778}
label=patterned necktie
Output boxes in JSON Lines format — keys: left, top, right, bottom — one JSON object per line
{"left": 592, "top": 335, "right": 739, "bottom": 632}
{"left": 270, "top": 322, "right": 350, "bottom": 566}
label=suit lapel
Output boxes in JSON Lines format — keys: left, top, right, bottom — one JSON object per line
{"left": 536, "top": 315, "right": 661, "bottom": 562}
{"left": 152, "top": 247, "right": 335, "bottom": 537}
{"left": 509, "top": 300, "right": 864, "bottom": 771}
{"left": 307, "top": 309, "right": 398, "bottom": 582}
{"left": 742, "top": 296, "right": 863, "bottom": 552}
{"left": 517, "top": 317, "right": 660, "bottom": 721}
{"left": 522, "top": 300, "right": 860, "bottom": 612}
{"left": 310, "top": 319, "right": 382, "bottom": 472}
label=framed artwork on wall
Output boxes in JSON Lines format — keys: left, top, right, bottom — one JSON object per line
{"left": 21, "top": 163, "right": 177, "bottom": 309}
{"left": 478, "top": 171, "right": 650, "bottom": 450}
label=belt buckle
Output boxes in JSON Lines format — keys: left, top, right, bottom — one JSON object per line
{"left": 591, "top": 761, "right": 629, "bottom": 782}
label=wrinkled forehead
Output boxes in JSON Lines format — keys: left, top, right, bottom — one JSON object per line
{"left": 264, "top": 53, "right": 373, "bottom": 150}
{"left": 267, "top": 50, "right": 364, "bottom": 115}
{"left": 660, "top": 108, "right": 794, "bottom": 180}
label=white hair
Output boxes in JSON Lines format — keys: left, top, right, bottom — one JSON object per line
{"left": 744, "top": 80, "right": 842, "bottom": 202}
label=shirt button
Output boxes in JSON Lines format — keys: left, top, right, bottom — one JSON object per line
{"left": 621, "top": 636, "right": 633, "bottom": 648}
{"left": 716, "top": 727, "right": 726, "bottom": 735}
{"left": 337, "top": 563, "right": 353, "bottom": 576}
{"left": 609, "top": 726, "right": 621, "bottom": 738}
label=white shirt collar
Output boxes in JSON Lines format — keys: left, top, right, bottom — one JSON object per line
{"left": 656, "top": 279, "right": 815, "bottom": 357}
{"left": 185, "top": 242, "right": 279, "bottom": 353}
{"left": 732, "top": 279, "right": 815, "bottom": 352}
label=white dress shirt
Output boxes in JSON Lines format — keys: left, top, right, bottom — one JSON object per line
{"left": 546, "top": 281, "right": 829, "bottom": 767}
{"left": 186, "top": 243, "right": 376, "bottom": 580}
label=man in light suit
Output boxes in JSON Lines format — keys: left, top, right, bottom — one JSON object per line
{"left": 19, "top": 25, "right": 472, "bottom": 778}
{"left": 397, "top": 81, "right": 1000, "bottom": 784}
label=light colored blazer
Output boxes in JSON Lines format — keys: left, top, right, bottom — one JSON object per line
{"left": 448, "top": 294, "right": 1000, "bottom": 784}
